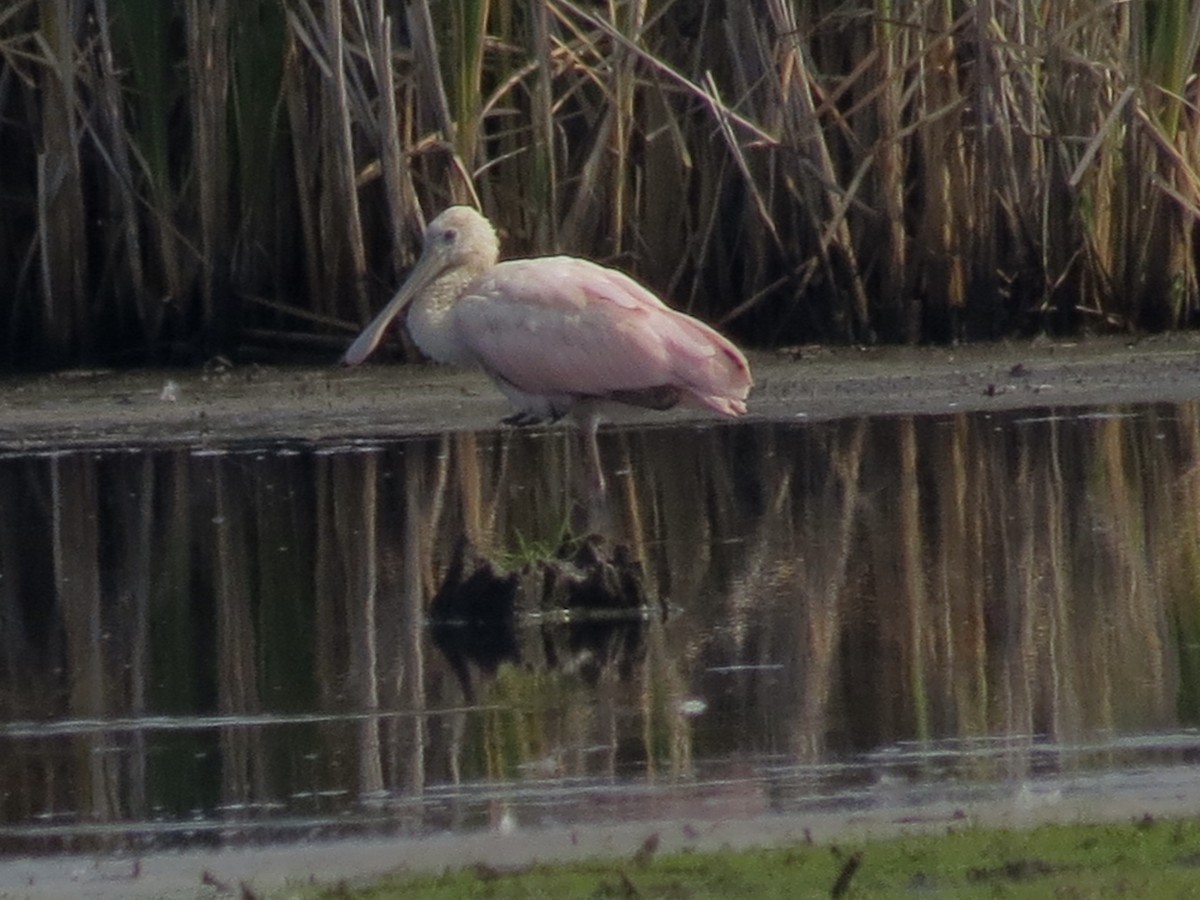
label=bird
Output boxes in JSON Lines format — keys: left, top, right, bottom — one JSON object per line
{"left": 342, "top": 206, "right": 752, "bottom": 492}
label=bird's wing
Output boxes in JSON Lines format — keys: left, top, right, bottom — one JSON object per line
{"left": 452, "top": 257, "right": 750, "bottom": 411}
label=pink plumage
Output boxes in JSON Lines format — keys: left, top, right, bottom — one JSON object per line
{"left": 455, "top": 257, "right": 750, "bottom": 417}
{"left": 341, "top": 206, "right": 752, "bottom": 491}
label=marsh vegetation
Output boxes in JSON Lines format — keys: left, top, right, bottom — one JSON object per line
{"left": 3, "top": 1, "right": 1200, "bottom": 369}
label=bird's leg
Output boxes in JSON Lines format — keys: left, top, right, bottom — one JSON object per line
{"left": 577, "top": 409, "right": 607, "bottom": 498}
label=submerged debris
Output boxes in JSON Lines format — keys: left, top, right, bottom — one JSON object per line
{"left": 430, "top": 534, "right": 665, "bottom": 700}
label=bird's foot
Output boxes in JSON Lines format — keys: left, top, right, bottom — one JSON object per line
{"left": 502, "top": 411, "right": 547, "bottom": 427}
{"left": 502, "top": 410, "right": 566, "bottom": 427}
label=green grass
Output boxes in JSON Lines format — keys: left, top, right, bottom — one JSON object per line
{"left": 494, "top": 521, "right": 582, "bottom": 571}
{"left": 298, "top": 818, "right": 1200, "bottom": 899}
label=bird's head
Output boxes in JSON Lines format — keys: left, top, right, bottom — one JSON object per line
{"left": 341, "top": 206, "right": 500, "bottom": 365}
{"left": 422, "top": 206, "right": 500, "bottom": 274}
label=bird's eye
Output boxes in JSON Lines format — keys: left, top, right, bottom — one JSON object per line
{"left": 441, "top": 228, "right": 458, "bottom": 243}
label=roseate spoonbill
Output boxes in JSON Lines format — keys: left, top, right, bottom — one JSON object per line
{"left": 342, "top": 206, "right": 752, "bottom": 491}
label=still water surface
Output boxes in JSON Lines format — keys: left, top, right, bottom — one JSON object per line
{"left": 2, "top": 404, "right": 1199, "bottom": 854}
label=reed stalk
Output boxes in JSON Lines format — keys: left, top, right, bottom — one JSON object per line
{"left": 35, "top": 1, "right": 89, "bottom": 362}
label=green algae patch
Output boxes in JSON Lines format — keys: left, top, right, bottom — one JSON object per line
{"left": 298, "top": 818, "right": 1200, "bottom": 899}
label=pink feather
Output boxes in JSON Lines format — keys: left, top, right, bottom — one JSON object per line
{"left": 454, "top": 257, "right": 750, "bottom": 415}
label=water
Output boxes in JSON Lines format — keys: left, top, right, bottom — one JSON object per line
{"left": 2, "top": 404, "right": 1200, "bottom": 856}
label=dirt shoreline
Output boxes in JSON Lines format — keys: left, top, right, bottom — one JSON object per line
{"left": 3, "top": 334, "right": 1200, "bottom": 450}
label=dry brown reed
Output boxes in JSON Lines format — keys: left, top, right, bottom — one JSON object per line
{"left": 2, "top": 0, "right": 1199, "bottom": 367}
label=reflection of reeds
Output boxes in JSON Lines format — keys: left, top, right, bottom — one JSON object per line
{"left": 5, "top": 3, "right": 1200, "bottom": 365}
{"left": 1167, "top": 405, "right": 1200, "bottom": 721}
{"left": 210, "top": 458, "right": 269, "bottom": 811}
{"left": 3, "top": 404, "right": 1200, "bottom": 838}
{"left": 318, "top": 452, "right": 386, "bottom": 793}
{"left": 51, "top": 456, "right": 118, "bottom": 828}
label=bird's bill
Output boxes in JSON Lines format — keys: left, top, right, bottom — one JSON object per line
{"left": 341, "top": 251, "right": 443, "bottom": 366}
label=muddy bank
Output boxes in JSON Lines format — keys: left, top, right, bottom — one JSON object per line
{"left": 3, "top": 334, "right": 1200, "bottom": 450}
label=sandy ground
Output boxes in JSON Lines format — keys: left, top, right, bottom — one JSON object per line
{"left": 2, "top": 334, "right": 1200, "bottom": 898}
{"left": 3, "top": 334, "right": 1200, "bottom": 450}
